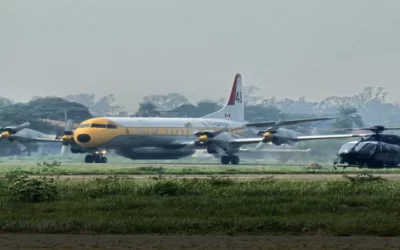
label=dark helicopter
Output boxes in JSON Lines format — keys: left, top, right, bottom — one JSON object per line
{"left": 333, "top": 125, "right": 400, "bottom": 168}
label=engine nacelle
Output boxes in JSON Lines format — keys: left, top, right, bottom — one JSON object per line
{"left": 207, "top": 148, "right": 217, "bottom": 154}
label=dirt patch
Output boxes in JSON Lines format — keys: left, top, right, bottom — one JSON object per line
{"left": 1, "top": 234, "right": 399, "bottom": 250}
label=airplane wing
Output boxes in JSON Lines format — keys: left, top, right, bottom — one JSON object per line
{"left": 224, "top": 133, "right": 370, "bottom": 148}
{"left": 246, "top": 117, "right": 334, "bottom": 127}
{"left": 239, "top": 148, "right": 311, "bottom": 153}
{"left": 12, "top": 136, "right": 63, "bottom": 143}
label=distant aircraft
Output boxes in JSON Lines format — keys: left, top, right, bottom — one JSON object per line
{"left": 22, "top": 73, "right": 364, "bottom": 165}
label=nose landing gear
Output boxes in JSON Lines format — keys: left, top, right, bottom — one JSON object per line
{"left": 84, "top": 152, "right": 108, "bottom": 164}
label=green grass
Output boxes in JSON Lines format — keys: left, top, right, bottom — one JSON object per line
{"left": 0, "top": 170, "right": 399, "bottom": 236}
{"left": 2, "top": 163, "right": 400, "bottom": 175}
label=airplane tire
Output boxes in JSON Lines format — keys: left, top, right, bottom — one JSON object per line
{"left": 85, "top": 155, "right": 94, "bottom": 163}
{"left": 94, "top": 155, "right": 106, "bottom": 164}
{"left": 230, "top": 156, "right": 240, "bottom": 165}
{"left": 221, "top": 156, "right": 230, "bottom": 165}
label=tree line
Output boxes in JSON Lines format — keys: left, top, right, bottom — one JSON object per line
{"left": 1, "top": 85, "right": 398, "bottom": 158}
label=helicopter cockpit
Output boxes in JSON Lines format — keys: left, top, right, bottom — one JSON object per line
{"left": 338, "top": 141, "right": 358, "bottom": 154}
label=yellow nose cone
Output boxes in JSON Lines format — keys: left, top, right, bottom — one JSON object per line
{"left": 62, "top": 135, "right": 74, "bottom": 142}
{"left": 263, "top": 132, "right": 273, "bottom": 141}
{"left": 1, "top": 131, "right": 10, "bottom": 139}
{"left": 199, "top": 135, "right": 209, "bottom": 142}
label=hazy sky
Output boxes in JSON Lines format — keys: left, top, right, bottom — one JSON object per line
{"left": 1, "top": 0, "right": 400, "bottom": 111}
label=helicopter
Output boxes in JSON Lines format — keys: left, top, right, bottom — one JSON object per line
{"left": 333, "top": 125, "right": 400, "bottom": 169}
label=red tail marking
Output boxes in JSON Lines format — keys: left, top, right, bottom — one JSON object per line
{"left": 227, "top": 73, "right": 241, "bottom": 105}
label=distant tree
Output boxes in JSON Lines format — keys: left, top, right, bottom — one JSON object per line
{"left": 0, "top": 97, "right": 92, "bottom": 127}
{"left": 354, "top": 87, "right": 388, "bottom": 105}
{"left": 90, "top": 94, "right": 123, "bottom": 116}
{"left": 142, "top": 93, "right": 190, "bottom": 110}
{"left": 0, "top": 97, "right": 12, "bottom": 107}
{"left": 333, "top": 106, "right": 364, "bottom": 129}
{"left": 245, "top": 104, "right": 286, "bottom": 122}
{"left": 243, "top": 86, "right": 263, "bottom": 105}
{"left": 170, "top": 104, "right": 199, "bottom": 117}
{"left": 28, "top": 97, "right": 92, "bottom": 122}
{"left": 133, "top": 102, "right": 160, "bottom": 117}
{"left": 64, "top": 93, "right": 123, "bottom": 116}
{"left": 196, "top": 100, "right": 221, "bottom": 116}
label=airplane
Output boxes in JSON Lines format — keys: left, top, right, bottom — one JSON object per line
{"left": 19, "top": 73, "right": 368, "bottom": 165}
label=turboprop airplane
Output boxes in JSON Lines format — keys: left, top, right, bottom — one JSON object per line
{"left": 21, "top": 73, "right": 368, "bottom": 165}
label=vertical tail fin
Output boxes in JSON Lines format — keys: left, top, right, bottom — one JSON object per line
{"left": 202, "top": 73, "right": 244, "bottom": 121}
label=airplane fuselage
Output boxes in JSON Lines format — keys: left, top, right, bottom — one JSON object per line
{"left": 73, "top": 117, "right": 247, "bottom": 160}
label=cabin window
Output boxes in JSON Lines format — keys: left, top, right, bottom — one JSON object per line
{"left": 79, "top": 124, "right": 90, "bottom": 128}
{"left": 107, "top": 124, "right": 117, "bottom": 129}
{"left": 91, "top": 124, "right": 107, "bottom": 128}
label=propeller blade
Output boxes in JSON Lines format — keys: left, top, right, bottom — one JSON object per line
{"left": 60, "top": 145, "right": 70, "bottom": 156}
{"left": 65, "top": 119, "right": 74, "bottom": 133}
{"left": 255, "top": 141, "right": 265, "bottom": 150}
{"left": 213, "top": 146, "right": 226, "bottom": 155}
{"left": 15, "top": 122, "right": 31, "bottom": 131}
{"left": 12, "top": 140, "right": 27, "bottom": 152}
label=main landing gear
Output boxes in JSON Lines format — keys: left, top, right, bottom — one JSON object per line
{"left": 85, "top": 154, "right": 108, "bottom": 164}
{"left": 221, "top": 155, "right": 240, "bottom": 165}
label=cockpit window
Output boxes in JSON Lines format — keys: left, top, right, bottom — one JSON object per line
{"left": 107, "top": 124, "right": 117, "bottom": 129}
{"left": 79, "top": 124, "right": 90, "bottom": 128}
{"left": 91, "top": 124, "right": 107, "bottom": 128}
{"left": 339, "top": 142, "right": 357, "bottom": 153}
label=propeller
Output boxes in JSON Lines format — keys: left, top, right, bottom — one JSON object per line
{"left": 57, "top": 119, "right": 75, "bottom": 156}
{"left": 0, "top": 122, "right": 31, "bottom": 152}
{"left": 253, "top": 120, "right": 294, "bottom": 149}
{"left": 183, "top": 121, "right": 231, "bottom": 145}
{"left": 255, "top": 128, "right": 276, "bottom": 150}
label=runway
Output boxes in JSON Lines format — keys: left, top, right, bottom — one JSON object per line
{"left": 35, "top": 173, "right": 400, "bottom": 180}
{"left": 0, "top": 162, "right": 312, "bottom": 167}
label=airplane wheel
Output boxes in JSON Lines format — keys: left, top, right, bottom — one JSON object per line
{"left": 85, "top": 154, "right": 94, "bottom": 163}
{"left": 94, "top": 155, "right": 104, "bottom": 163}
{"left": 101, "top": 157, "right": 108, "bottom": 163}
{"left": 230, "top": 156, "right": 240, "bottom": 165}
{"left": 221, "top": 156, "right": 230, "bottom": 165}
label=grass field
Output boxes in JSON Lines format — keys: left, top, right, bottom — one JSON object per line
{"left": 3, "top": 234, "right": 400, "bottom": 250}
{"left": 2, "top": 162, "right": 400, "bottom": 176}
{"left": 0, "top": 169, "right": 399, "bottom": 236}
